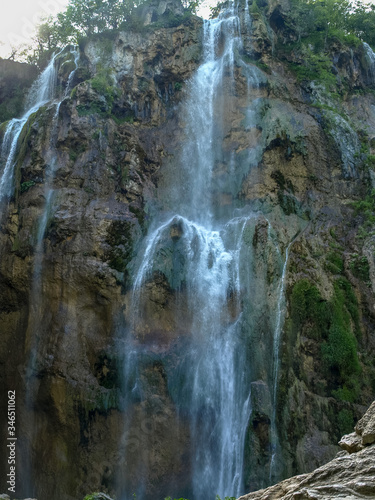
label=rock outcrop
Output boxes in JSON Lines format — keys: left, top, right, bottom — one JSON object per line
{"left": 239, "top": 401, "right": 375, "bottom": 499}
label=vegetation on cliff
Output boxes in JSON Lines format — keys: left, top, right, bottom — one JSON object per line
{"left": 16, "top": 0, "right": 202, "bottom": 67}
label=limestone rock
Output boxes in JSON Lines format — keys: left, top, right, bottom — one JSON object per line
{"left": 338, "top": 432, "right": 364, "bottom": 454}
{"left": 138, "top": 0, "right": 184, "bottom": 25}
{"left": 239, "top": 445, "right": 375, "bottom": 499}
{"left": 355, "top": 401, "right": 375, "bottom": 442}
{"left": 240, "top": 402, "right": 375, "bottom": 499}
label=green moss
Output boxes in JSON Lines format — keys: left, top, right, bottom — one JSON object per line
{"left": 352, "top": 189, "right": 375, "bottom": 228}
{"left": 90, "top": 70, "right": 118, "bottom": 107}
{"left": 290, "top": 279, "right": 330, "bottom": 340}
{"left": 271, "top": 170, "right": 294, "bottom": 192}
{"left": 70, "top": 142, "right": 87, "bottom": 162}
{"left": 20, "top": 180, "right": 36, "bottom": 193}
{"left": 288, "top": 49, "right": 337, "bottom": 89}
{"left": 277, "top": 192, "right": 298, "bottom": 215}
{"left": 94, "top": 352, "right": 121, "bottom": 389}
{"left": 129, "top": 205, "right": 145, "bottom": 227}
{"left": 325, "top": 251, "right": 344, "bottom": 274}
{"left": 77, "top": 101, "right": 107, "bottom": 117}
{"left": 350, "top": 254, "right": 370, "bottom": 282}
{"left": 321, "top": 278, "right": 361, "bottom": 383}
{"left": 289, "top": 277, "right": 361, "bottom": 400}
{"left": 337, "top": 408, "right": 355, "bottom": 436}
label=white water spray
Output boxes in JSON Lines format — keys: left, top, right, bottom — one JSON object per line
{"left": 127, "top": 2, "right": 289, "bottom": 498}
{"left": 0, "top": 52, "right": 62, "bottom": 201}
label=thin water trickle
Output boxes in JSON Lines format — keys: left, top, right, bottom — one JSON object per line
{"left": 20, "top": 46, "right": 80, "bottom": 498}
{"left": 269, "top": 243, "right": 291, "bottom": 482}
{"left": 363, "top": 42, "right": 375, "bottom": 83}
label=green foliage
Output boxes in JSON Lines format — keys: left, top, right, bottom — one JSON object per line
{"left": 352, "top": 189, "right": 375, "bottom": 227}
{"left": 278, "top": 0, "right": 375, "bottom": 99}
{"left": 14, "top": 0, "right": 203, "bottom": 66}
{"left": 363, "top": 154, "right": 375, "bottom": 170}
{"left": 350, "top": 254, "right": 370, "bottom": 282}
{"left": 337, "top": 408, "right": 355, "bottom": 435}
{"left": 290, "top": 279, "right": 330, "bottom": 340}
{"left": 288, "top": 0, "right": 373, "bottom": 47}
{"left": 322, "top": 278, "right": 361, "bottom": 380}
{"left": 332, "top": 382, "right": 359, "bottom": 402}
{"left": 210, "top": 1, "right": 229, "bottom": 19}
{"left": 325, "top": 251, "right": 344, "bottom": 274}
{"left": 288, "top": 51, "right": 336, "bottom": 89}
{"left": 90, "top": 69, "right": 118, "bottom": 107}
{"left": 20, "top": 180, "right": 36, "bottom": 193}
{"left": 290, "top": 277, "right": 361, "bottom": 400}
{"left": 164, "top": 497, "right": 190, "bottom": 500}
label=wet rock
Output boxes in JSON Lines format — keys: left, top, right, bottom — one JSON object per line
{"left": 239, "top": 402, "right": 375, "bottom": 499}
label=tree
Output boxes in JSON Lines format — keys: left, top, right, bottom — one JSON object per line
{"left": 13, "top": 0, "right": 204, "bottom": 66}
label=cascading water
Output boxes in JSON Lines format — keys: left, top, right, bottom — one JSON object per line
{"left": 18, "top": 46, "right": 80, "bottom": 498}
{"left": 125, "top": 2, "right": 291, "bottom": 498}
{"left": 0, "top": 51, "right": 62, "bottom": 203}
{"left": 363, "top": 42, "right": 375, "bottom": 83}
{"left": 269, "top": 243, "right": 291, "bottom": 482}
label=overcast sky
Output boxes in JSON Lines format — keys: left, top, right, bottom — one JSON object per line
{"left": 0, "top": 0, "right": 218, "bottom": 59}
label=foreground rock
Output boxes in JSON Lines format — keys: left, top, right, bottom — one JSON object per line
{"left": 239, "top": 401, "right": 375, "bottom": 499}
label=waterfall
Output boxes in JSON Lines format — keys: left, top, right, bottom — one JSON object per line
{"left": 126, "top": 3, "right": 272, "bottom": 499}
{"left": 0, "top": 46, "right": 80, "bottom": 206}
{"left": 0, "top": 52, "right": 61, "bottom": 202}
{"left": 363, "top": 42, "right": 375, "bottom": 84}
{"left": 269, "top": 243, "right": 291, "bottom": 483}
{"left": 19, "top": 46, "right": 80, "bottom": 498}
{"left": 34, "top": 46, "right": 80, "bottom": 256}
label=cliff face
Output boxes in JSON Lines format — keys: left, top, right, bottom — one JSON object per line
{"left": 0, "top": 59, "right": 38, "bottom": 123}
{"left": 0, "top": 1, "right": 375, "bottom": 499}
{"left": 239, "top": 400, "right": 375, "bottom": 499}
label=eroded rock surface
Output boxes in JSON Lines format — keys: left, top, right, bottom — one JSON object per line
{"left": 239, "top": 401, "right": 375, "bottom": 499}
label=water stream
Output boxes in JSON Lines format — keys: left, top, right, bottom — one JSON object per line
{"left": 269, "top": 243, "right": 291, "bottom": 482}
{"left": 126, "top": 2, "right": 289, "bottom": 498}
{"left": 0, "top": 51, "right": 62, "bottom": 203}
{"left": 19, "top": 46, "right": 80, "bottom": 497}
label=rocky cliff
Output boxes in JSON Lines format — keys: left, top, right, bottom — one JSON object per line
{"left": 0, "top": 0, "right": 375, "bottom": 499}
{"left": 0, "top": 60, "right": 38, "bottom": 123}
{"left": 239, "top": 400, "right": 375, "bottom": 499}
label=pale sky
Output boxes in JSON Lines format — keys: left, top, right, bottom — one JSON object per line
{"left": 0, "top": 0, "right": 70, "bottom": 58}
{"left": 0, "top": 0, "right": 218, "bottom": 59}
